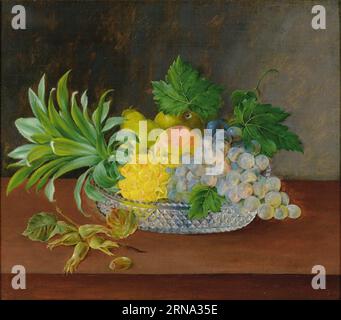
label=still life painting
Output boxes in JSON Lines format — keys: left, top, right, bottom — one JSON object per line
{"left": 1, "top": 0, "right": 339, "bottom": 301}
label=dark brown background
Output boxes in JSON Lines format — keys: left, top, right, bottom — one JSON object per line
{"left": 1, "top": 0, "right": 340, "bottom": 179}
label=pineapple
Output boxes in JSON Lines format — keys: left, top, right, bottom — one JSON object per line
{"left": 7, "top": 71, "right": 124, "bottom": 213}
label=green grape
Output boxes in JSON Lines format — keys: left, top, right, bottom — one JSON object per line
{"left": 244, "top": 196, "right": 261, "bottom": 212}
{"left": 280, "top": 192, "right": 290, "bottom": 205}
{"left": 287, "top": 204, "right": 301, "bottom": 219}
{"left": 200, "top": 175, "right": 217, "bottom": 187}
{"left": 264, "top": 191, "right": 282, "bottom": 207}
{"left": 274, "top": 205, "right": 289, "bottom": 220}
{"left": 265, "top": 176, "right": 281, "bottom": 192}
{"left": 241, "top": 170, "right": 257, "bottom": 183}
{"left": 186, "top": 171, "right": 196, "bottom": 181}
{"left": 237, "top": 182, "right": 253, "bottom": 199}
{"left": 255, "top": 154, "right": 270, "bottom": 171}
{"left": 237, "top": 153, "right": 255, "bottom": 170}
{"left": 257, "top": 204, "right": 274, "bottom": 220}
{"left": 227, "top": 147, "right": 244, "bottom": 162}
{"left": 253, "top": 181, "right": 267, "bottom": 199}
{"left": 226, "top": 185, "right": 241, "bottom": 203}
{"left": 226, "top": 171, "right": 240, "bottom": 186}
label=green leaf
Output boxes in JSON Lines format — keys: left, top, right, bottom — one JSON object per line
{"left": 56, "top": 70, "right": 85, "bottom": 137}
{"left": 8, "top": 144, "right": 36, "bottom": 160}
{"left": 92, "top": 90, "right": 113, "bottom": 131}
{"left": 7, "top": 160, "right": 27, "bottom": 169}
{"left": 101, "top": 100, "right": 111, "bottom": 123}
{"left": 48, "top": 89, "right": 87, "bottom": 143}
{"left": 25, "top": 158, "right": 71, "bottom": 190}
{"left": 51, "top": 138, "right": 96, "bottom": 156}
{"left": 70, "top": 91, "right": 97, "bottom": 145}
{"left": 53, "top": 155, "right": 100, "bottom": 179}
{"left": 35, "top": 161, "right": 67, "bottom": 192}
{"left": 92, "top": 160, "right": 117, "bottom": 189}
{"left": 188, "top": 185, "right": 225, "bottom": 220}
{"left": 38, "top": 74, "right": 46, "bottom": 108}
{"left": 6, "top": 166, "right": 35, "bottom": 194}
{"left": 231, "top": 97, "right": 303, "bottom": 157}
{"left": 74, "top": 168, "right": 92, "bottom": 213}
{"left": 22, "top": 212, "right": 57, "bottom": 242}
{"left": 26, "top": 144, "right": 53, "bottom": 164}
{"left": 152, "top": 56, "right": 223, "bottom": 120}
{"left": 80, "top": 90, "right": 91, "bottom": 123}
{"left": 84, "top": 176, "right": 107, "bottom": 202}
{"left": 15, "top": 118, "right": 45, "bottom": 143}
{"left": 231, "top": 90, "right": 258, "bottom": 107}
{"left": 45, "top": 178, "right": 56, "bottom": 202}
{"left": 102, "top": 117, "right": 123, "bottom": 132}
{"left": 28, "top": 89, "right": 59, "bottom": 137}
{"left": 48, "top": 220, "right": 78, "bottom": 240}
{"left": 56, "top": 70, "right": 71, "bottom": 116}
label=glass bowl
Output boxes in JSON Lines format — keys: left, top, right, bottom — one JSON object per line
{"left": 95, "top": 167, "right": 270, "bottom": 234}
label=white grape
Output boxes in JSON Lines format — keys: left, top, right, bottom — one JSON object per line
{"left": 216, "top": 178, "right": 229, "bottom": 196}
{"left": 280, "top": 192, "right": 290, "bottom": 206}
{"left": 244, "top": 196, "right": 261, "bottom": 212}
{"left": 252, "top": 167, "right": 261, "bottom": 176}
{"left": 257, "top": 204, "right": 274, "bottom": 220}
{"left": 226, "top": 171, "right": 240, "bottom": 186}
{"left": 176, "top": 180, "right": 187, "bottom": 193}
{"left": 200, "top": 175, "right": 217, "bottom": 187}
{"left": 237, "top": 182, "right": 253, "bottom": 199}
{"left": 264, "top": 191, "right": 282, "bottom": 207}
{"left": 253, "top": 181, "right": 267, "bottom": 199}
{"left": 241, "top": 170, "right": 257, "bottom": 183}
{"left": 237, "top": 153, "right": 255, "bottom": 170}
{"left": 190, "top": 165, "right": 205, "bottom": 177}
{"left": 265, "top": 176, "right": 281, "bottom": 192}
{"left": 274, "top": 205, "right": 289, "bottom": 220}
{"left": 175, "top": 166, "right": 188, "bottom": 177}
{"left": 255, "top": 154, "right": 270, "bottom": 171}
{"left": 287, "top": 204, "right": 301, "bottom": 219}
{"left": 226, "top": 185, "right": 241, "bottom": 203}
{"left": 186, "top": 171, "right": 196, "bottom": 181}
{"left": 227, "top": 147, "right": 244, "bottom": 162}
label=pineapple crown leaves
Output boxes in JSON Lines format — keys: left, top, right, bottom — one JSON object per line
{"left": 7, "top": 71, "right": 124, "bottom": 213}
{"left": 152, "top": 56, "right": 224, "bottom": 121}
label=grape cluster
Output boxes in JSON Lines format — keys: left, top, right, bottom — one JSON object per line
{"left": 167, "top": 123, "right": 302, "bottom": 220}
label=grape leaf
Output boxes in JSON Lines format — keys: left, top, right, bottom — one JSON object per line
{"left": 152, "top": 56, "right": 223, "bottom": 120}
{"left": 188, "top": 185, "right": 225, "bottom": 220}
{"left": 23, "top": 212, "right": 76, "bottom": 242}
{"left": 23, "top": 212, "right": 58, "bottom": 242}
{"left": 229, "top": 91, "right": 303, "bottom": 157}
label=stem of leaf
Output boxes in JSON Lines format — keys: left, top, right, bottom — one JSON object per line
{"left": 255, "top": 69, "right": 279, "bottom": 99}
{"left": 55, "top": 206, "right": 80, "bottom": 227}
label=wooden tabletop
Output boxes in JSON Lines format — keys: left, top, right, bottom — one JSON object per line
{"left": 1, "top": 178, "right": 340, "bottom": 299}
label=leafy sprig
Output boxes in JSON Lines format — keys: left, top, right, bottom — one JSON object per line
{"left": 7, "top": 72, "right": 124, "bottom": 213}
{"left": 23, "top": 209, "right": 137, "bottom": 273}
{"left": 152, "top": 56, "right": 223, "bottom": 121}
